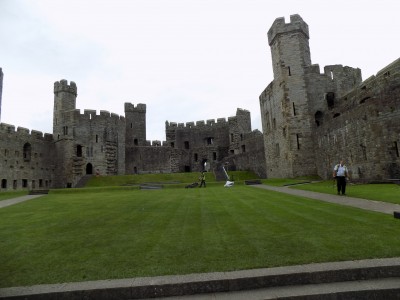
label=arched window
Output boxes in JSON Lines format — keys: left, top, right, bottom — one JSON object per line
{"left": 23, "top": 143, "right": 31, "bottom": 162}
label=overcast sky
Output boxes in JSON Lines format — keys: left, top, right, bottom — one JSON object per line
{"left": 1, "top": 0, "right": 399, "bottom": 141}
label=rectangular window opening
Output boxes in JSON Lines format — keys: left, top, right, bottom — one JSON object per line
{"left": 296, "top": 134, "right": 300, "bottom": 150}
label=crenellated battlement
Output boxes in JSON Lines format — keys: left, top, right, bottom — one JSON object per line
{"left": 0, "top": 123, "right": 53, "bottom": 140}
{"left": 165, "top": 117, "right": 228, "bottom": 130}
{"left": 306, "top": 64, "right": 362, "bottom": 84}
{"left": 323, "top": 65, "right": 362, "bottom": 82}
{"left": 124, "top": 102, "right": 146, "bottom": 113}
{"left": 146, "top": 140, "right": 168, "bottom": 147}
{"left": 340, "top": 58, "right": 400, "bottom": 104}
{"left": 376, "top": 57, "right": 400, "bottom": 78}
{"left": 64, "top": 109, "right": 126, "bottom": 122}
{"left": 54, "top": 79, "right": 77, "bottom": 96}
{"left": 267, "top": 14, "right": 309, "bottom": 46}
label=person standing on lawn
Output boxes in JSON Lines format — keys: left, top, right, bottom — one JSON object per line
{"left": 199, "top": 171, "right": 206, "bottom": 188}
{"left": 333, "top": 159, "right": 349, "bottom": 195}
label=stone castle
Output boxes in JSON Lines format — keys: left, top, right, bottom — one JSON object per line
{"left": 0, "top": 14, "right": 399, "bottom": 191}
{"left": 0, "top": 76, "right": 265, "bottom": 190}
{"left": 260, "top": 14, "right": 400, "bottom": 182}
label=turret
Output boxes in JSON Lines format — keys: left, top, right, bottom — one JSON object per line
{"left": 125, "top": 103, "right": 146, "bottom": 147}
{"left": 260, "top": 15, "right": 317, "bottom": 178}
{"left": 53, "top": 79, "right": 77, "bottom": 138}
{"left": 268, "top": 14, "right": 311, "bottom": 80}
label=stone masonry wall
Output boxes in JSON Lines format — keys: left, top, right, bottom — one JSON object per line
{"left": 260, "top": 15, "right": 317, "bottom": 178}
{"left": 222, "top": 130, "right": 266, "bottom": 178}
{"left": 0, "top": 124, "right": 55, "bottom": 191}
{"left": 314, "top": 59, "right": 400, "bottom": 181}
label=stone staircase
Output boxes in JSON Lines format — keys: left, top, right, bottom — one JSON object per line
{"left": 74, "top": 175, "right": 93, "bottom": 188}
{"left": 214, "top": 163, "right": 228, "bottom": 181}
{"left": 28, "top": 189, "right": 49, "bottom": 195}
{"left": 1, "top": 258, "right": 399, "bottom": 299}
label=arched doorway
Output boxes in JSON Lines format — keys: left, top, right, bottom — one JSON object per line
{"left": 86, "top": 163, "right": 93, "bottom": 175}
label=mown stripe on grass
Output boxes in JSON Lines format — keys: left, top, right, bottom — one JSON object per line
{"left": 1, "top": 186, "right": 400, "bottom": 288}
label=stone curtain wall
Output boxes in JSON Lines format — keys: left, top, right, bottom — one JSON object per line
{"left": 125, "top": 146, "right": 172, "bottom": 174}
{"left": 0, "top": 124, "right": 55, "bottom": 191}
{"left": 222, "top": 130, "right": 266, "bottom": 178}
{"left": 314, "top": 59, "right": 400, "bottom": 181}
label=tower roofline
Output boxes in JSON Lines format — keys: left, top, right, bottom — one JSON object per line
{"left": 54, "top": 79, "right": 77, "bottom": 96}
{"left": 267, "top": 14, "right": 309, "bottom": 46}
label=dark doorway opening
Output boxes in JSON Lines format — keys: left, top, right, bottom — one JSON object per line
{"left": 86, "top": 163, "right": 93, "bottom": 175}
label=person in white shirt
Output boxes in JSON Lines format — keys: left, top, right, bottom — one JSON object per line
{"left": 333, "top": 160, "right": 349, "bottom": 195}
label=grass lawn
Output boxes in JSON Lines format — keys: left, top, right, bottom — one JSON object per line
{"left": 1, "top": 185, "right": 400, "bottom": 288}
{"left": 287, "top": 181, "right": 400, "bottom": 205}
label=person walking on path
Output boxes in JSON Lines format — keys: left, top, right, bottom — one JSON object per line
{"left": 199, "top": 171, "right": 206, "bottom": 188}
{"left": 333, "top": 159, "right": 349, "bottom": 195}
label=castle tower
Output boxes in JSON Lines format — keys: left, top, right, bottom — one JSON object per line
{"left": 229, "top": 108, "right": 251, "bottom": 154}
{"left": 52, "top": 80, "right": 78, "bottom": 187}
{"left": 0, "top": 68, "right": 3, "bottom": 122}
{"left": 260, "top": 15, "right": 316, "bottom": 178}
{"left": 125, "top": 103, "right": 146, "bottom": 147}
{"left": 268, "top": 14, "right": 311, "bottom": 79}
{"left": 53, "top": 79, "right": 77, "bottom": 138}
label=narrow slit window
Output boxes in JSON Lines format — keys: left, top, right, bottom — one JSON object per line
{"left": 395, "top": 141, "right": 399, "bottom": 158}
{"left": 293, "top": 102, "right": 296, "bottom": 116}
{"left": 296, "top": 134, "right": 300, "bottom": 150}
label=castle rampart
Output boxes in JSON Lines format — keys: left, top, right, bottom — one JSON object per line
{"left": 0, "top": 121, "right": 55, "bottom": 191}
{"left": 165, "top": 117, "right": 228, "bottom": 131}
{"left": 0, "top": 123, "right": 53, "bottom": 140}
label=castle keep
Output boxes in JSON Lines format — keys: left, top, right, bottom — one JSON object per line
{"left": 1, "top": 14, "right": 399, "bottom": 191}
{"left": 260, "top": 14, "right": 400, "bottom": 181}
